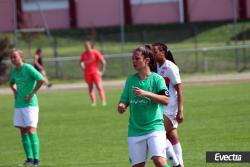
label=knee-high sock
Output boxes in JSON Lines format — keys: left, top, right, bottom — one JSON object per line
{"left": 89, "top": 89, "right": 96, "bottom": 103}
{"left": 97, "top": 87, "right": 106, "bottom": 102}
{"left": 173, "top": 142, "right": 183, "bottom": 166}
{"left": 29, "top": 133, "right": 40, "bottom": 160}
{"left": 21, "top": 133, "right": 33, "bottom": 159}
{"left": 166, "top": 139, "right": 180, "bottom": 166}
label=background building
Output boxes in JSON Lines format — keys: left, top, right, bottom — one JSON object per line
{"left": 0, "top": 0, "right": 250, "bottom": 32}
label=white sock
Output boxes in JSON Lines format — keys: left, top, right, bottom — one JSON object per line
{"left": 166, "top": 139, "right": 180, "bottom": 166}
{"left": 173, "top": 142, "right": 184, "bottom": 166}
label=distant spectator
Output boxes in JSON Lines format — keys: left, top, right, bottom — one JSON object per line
{"left": 80, "top": 41, "right": 107, "bottom": 106}
{"left": 34, "top": 48, "right": 52, "bottom": 88}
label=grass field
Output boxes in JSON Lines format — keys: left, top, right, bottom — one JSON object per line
{"left": 1, "top": 82, "right": 250, "bottom": 167}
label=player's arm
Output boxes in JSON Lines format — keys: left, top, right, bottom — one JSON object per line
{"left": 133, "top": 87, "right": 169, "bottom": 105}
{"left": 175, "top": 83, "right": 184, "bottom": 123}
{"left": 80, "top": 61, "right": 85, "bottom": 70}
{"left": 9, "top": 83, "right": 17, "bottom": 99}
{"left": 100, "top": 56, "right": 106, "bottom": 75}
{"left": 25, "top": 80, "right": 44, "bottom": 102}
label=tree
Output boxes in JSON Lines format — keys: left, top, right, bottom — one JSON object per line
{"left": 0, "top": 37, "right": 12, "bottom": 83}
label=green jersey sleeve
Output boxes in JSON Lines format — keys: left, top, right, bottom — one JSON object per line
{"left": 27, "top": 64, "right": 44, "bottom": 81}
{"left": 120, "top": 77, "right": 130, "bottom": 105}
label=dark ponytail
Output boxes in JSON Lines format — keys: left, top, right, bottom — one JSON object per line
{"left": 153, "top": 43, "right": 176, "bottom": 65}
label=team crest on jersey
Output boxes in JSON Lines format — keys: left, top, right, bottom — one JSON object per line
{"left": 148, "top": 86, "right": 153, "bottom": 91}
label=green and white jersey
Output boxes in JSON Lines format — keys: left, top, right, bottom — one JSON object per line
{"left": 120, "top": 72, "right": 167, "bottom": 137}
{"left": 9, "top": 63, "right": 44, "bottom": 108}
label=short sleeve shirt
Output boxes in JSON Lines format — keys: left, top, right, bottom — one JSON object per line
{"left": 157, "top": 60, "right": 181, "bottom": 106}
{"left": 9, "top": 63, "right": 44, "bottom": 108}
{"left": 120, "top": 72, "right": 167, "bottom": 137}
{"left": 80, "top": 49, "right": 103, "bottom": 75}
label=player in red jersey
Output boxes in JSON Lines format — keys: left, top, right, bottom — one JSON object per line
{"left": 80, "top": 41, "right": 107, "bottom": 106}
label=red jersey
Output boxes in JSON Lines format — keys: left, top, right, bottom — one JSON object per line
{"left": 80, "top": 49, "right": 103, "bottom": 75}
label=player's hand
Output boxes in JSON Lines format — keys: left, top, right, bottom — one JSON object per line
{"left": 118, "top": 103, "right": 126, "bottom": 114}
{"left": 98, "top": 71, "right": 104, "bottom": 76}
{"left": 133, "top": 87, "right": 148, "bottom": 96}
{"left": 24, "top": 94, "right": 33, "bottom": 102}
{"left": 176, "top": 109, "right": 184, "bottom": 123}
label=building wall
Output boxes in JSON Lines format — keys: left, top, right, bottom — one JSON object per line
{"left": 131, "top": 2, "right": 180, "bottom": 24}
{"left": 0, "top": 0, "right": 14, "bottom": 32}
{"left": 1, "top": 0, "right": 250, "bottom": 32}
{"left": 188, "top": 0, "right": 234, "bottom": 22}
{"left": 247, "top": 0, "right": 250, "bottom": 18}
{"left": 23, "top": 9, "right": 69, "bottom": 29}
{"left": 76, "top": 0, "right": 120, "bottom": 28}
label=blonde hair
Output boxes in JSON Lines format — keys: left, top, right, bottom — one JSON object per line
{"left": 12, "top": 48, "right": 24, "bottom": 60}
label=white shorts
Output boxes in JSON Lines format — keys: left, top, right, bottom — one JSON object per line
{"left": 128, "top": 131, "right": 167, "bottom": 165}
{"left": 164, "top": 105, "right": 178, "bottom": 129}
{"left": 14, "top": 107, "right": 39, "bottom": 128}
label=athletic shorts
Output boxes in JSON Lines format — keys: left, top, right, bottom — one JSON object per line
{"left": 128, "top": 131, "right": 167, "bottom": 165}
{"left": 14, "top": 107, "right": 39, "bottom": 128}
{"left": 84, "top": 72, "right": 102, "bottom": 84}
{"left": 164, "top": 104, "right": 178, "bottom": 129}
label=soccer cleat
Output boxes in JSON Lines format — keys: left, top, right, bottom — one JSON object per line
{"left": 173, "top": 164, "right": 182, "bottom": 167}
{"left": 91, "top": 102, "right": 96, "bottom": 107}
{"left": 33, "top": 159, "right": 40, "bottom": 167}
{"left": 47, "top": 83, "right": 52, "bottom": 88}
{"left": 102, "top": 101, "right": 107, "bottom": 106}
{"left": 23, "top": 158, "right": 33, "bottom": 166}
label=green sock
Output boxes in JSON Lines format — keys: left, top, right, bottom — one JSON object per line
{"left": 29, "top": 133, "right": 40, "bottom": 160}
{"left": 21, "top": 133, "right": 33, "bottom": 159}
{"left": 164, "top": 164, "right": 170, "bottom": 167}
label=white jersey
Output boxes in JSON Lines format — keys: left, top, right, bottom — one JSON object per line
{"left": 157, "top": 60, "right": 181, "bottom": 115}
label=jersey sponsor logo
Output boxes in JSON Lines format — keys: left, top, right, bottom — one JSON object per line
{"left": 164, "top": 77, "right": 170, "bottom": 90}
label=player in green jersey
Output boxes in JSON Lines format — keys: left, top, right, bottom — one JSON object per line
{"left": 118, "top": 46, "right": 170, "bottom": 167}
{"left": 9, "top": 48, "right": 44, "bottom": 167}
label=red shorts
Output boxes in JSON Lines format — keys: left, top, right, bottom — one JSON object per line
{"left": 84, "top": 72, "right": 102, "bottom": 84}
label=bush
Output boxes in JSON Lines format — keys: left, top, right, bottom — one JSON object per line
{"left": 0, "top": 37, "right": 12, "bottom": 84}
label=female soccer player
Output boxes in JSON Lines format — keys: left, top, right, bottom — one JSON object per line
{"left": 153, "top": 43, "right": 184, "bottom": 166}
{"left": 80, "top": 40, "right": 107, "bottom": 106}
{"left": 118, "top": 46, "right": 170, "bottom": 167}
{"left": 34, "top": 48, "right": 52, "bottom": 88}
{"left": 9, "top": 48, "right": 44, "bottom": 166}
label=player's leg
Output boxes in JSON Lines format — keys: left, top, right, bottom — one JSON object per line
{"left": 93, "top": 72, "right": 106, "bottom": 106}
{"left": 164, "top": 116, "right": 181, "bottom": 166}
{"left": 23, "top": 107, "right": 40, "bottom": 166}
{"left": 128, "top": 136, "right": 147, "bottom": 167}
{"left": 14, "top": 108, "right": 33, "bottom": 165}
{"left": 164, "top": 116, "right": 184, "bottom": 166}
{"left": 85, "top": 74, "right": 96, "bottom": 106}
{"left": 147, "top": 131, "right": 170, "bottom": 167}
{"left": 27, "top": 127, "right": 40, "bottom": 166}
{"left": 20, "top": 127, "right": 34, "bottom": 165}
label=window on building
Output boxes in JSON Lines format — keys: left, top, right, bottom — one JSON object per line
{"left": 131, "top": 0, "right": 179, "bottom": 5}
{"left": 22, "top": 0, "right": 69, "bottom": 11}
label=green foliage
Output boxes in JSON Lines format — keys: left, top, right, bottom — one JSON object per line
{"left": 0, "top": 83, "right": 250, "bottom": 166}
{"left": 0, "top": 37, "right": 12, "bottom": 83}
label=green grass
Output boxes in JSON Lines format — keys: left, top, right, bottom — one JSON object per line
{"left": 1, "top": 82, "right": 250, "bottom": 166}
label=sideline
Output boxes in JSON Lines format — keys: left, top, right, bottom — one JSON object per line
{"left": 1, "top": 72, "right": 250, "bottom": 95}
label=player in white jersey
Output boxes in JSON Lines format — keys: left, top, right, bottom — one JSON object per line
{"left": 153, "top": 43, "right": 184, "bottom": 167}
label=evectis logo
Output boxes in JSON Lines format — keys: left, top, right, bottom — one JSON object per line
{"left": 206, "top": 152, "right": 250, "bottom": 163}
{"left": 214, "top": 153, "right": 242, "bottom": 162}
